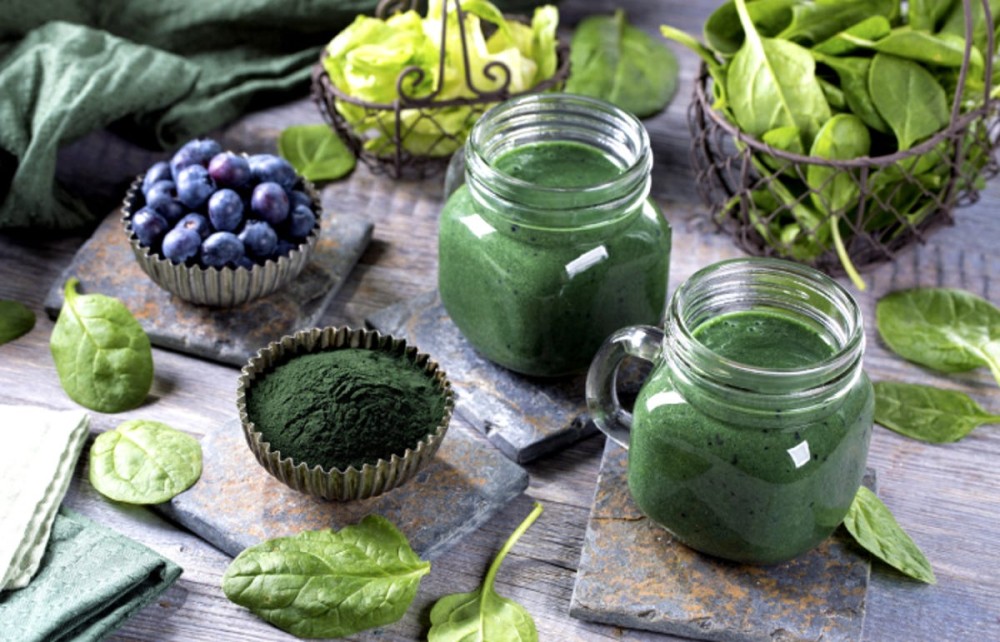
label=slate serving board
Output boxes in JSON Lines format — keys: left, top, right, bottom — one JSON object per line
{"left": 153, "top": 419, "right": 529, "bottom": 560}
{"left": 367, "top": 290, "right": 599, "bottom": 463}
{"left": 570, "top": 440, "right": 875, "bottom": 642}
{"left": 44, "top": 210, "right": 373, "bottom": 367}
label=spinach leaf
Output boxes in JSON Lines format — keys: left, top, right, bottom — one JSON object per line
{"left": 223, "top": 516, "right": 430, "bottom": 639}
{"left": 870, "top": 53, "right": 949, "bottom": 151}
{"left": 0, "top": 299, "right": 35, "bottom": 345}
{"left": 89, "top": 419, "right": 202, "bottom": 504}
{"left": 278, "top": 124, "right": 355, "bottom": 182}
{"left": 845, "top": 29, "right": 984, "bottom": 71}
{"left": 812, "top": 16, "right": 892, "bottom": 56}
{"left": 567, "top": 11, "right": 679, "bottom": 118}
{"left": 940, "top": 0, "right": 1000, "bottom": 54}
{"left": 814, "top": 54, "right": 889, "bottom": 133}
{"left": 49, "top": 278, "right": 153, "bottom": 413}
{"left": 807, "top": 114, "right": 871, "bottom": 289}
{"left": 776, "top": 0, "right": 897, "bottom": 46}
{"left": 727, "top": 0, "right": 830, "bottom": 144}
{"left": 909, "top": 0, "right": 957, "bottom": 32}
{"left": 876, "top": 288, "right": 1000, "bottom": 385}
{"left": 428, "top": 502, "right": 543, "bottom": 642}
{"left": 844, "top": 487, "right": 936, "bottom": 584}
{"left": 702, "top": 0, "right": 796, "bottom": 56}
{"left": 874, "top": 381, "right": 1000, "bottom": 442}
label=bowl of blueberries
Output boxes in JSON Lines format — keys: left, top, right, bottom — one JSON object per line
{"left": 122, "top": 137, "right": 321, "bottom": 307}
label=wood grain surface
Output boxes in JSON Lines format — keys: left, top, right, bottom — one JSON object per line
{"left": 1, "top": 1, "right": 999, "bottom": 640}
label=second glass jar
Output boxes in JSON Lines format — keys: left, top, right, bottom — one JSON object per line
{"left": 438, "top": 93, "right": 672, "bottom": 377}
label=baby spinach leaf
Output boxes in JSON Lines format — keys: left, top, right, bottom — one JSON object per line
{"left": 49, "top": 278, "right": 153, "bottom": 413}
{"left": 428, "top": 502, "right": 543, "bottom": 642}
{"left": 876, "top": 288, "right": 1000, "bottom": 385}
{"left": 874, "top": 381, "right": 1000, "bottom": 443}
{"left": 776, "top": 0, "right": 897, "bottom": 46}
{"left": 278, "top": 124, "right": 355, "bottom": 182}
{"left": 909, "top": 0, "right": 957, "bottom": 32}
{"left": 843, "top": 29, "right": 984, "bottom": 71}
{"left": 870, "top": 53, "right": 949, "bottom": 151}
{"left": 702, "top": 0, "right": 795, "bottom": 56}
{"left": 940, "top": 0, "right": 1000, "bottom": 54}
{"left": 844, "top": 487, "right": 936, "bottom": 584}
{"left": 567, "top": 11, "right": 679, "bottom": 118}
{"left": 727, "top": 0, "right": 830, "bottom": 143}
{"left": 223, "top": 516, "right": 430, "bottom": 639}
{"left": 0, "top": 299, "right": 35, "bottom": 345}
{"left": 812, "top": 15, "right": 892, "bottom": 56}
{"left": 89, "top": 419, "right": 202, "bottom": 504}
{"left": 818, "top": 77, "right": 847, "bottom": 110}
{"left": 814, "top": 54, "right": 889, "bottom": 133}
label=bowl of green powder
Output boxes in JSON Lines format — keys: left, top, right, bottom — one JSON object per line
{"left": 237, "top": 326, "right": 454, "bottom": 501}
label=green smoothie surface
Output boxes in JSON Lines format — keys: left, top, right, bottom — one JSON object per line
{"left": 492, "top": 140, "right": 624, "bottom": 188}
{"left": 693, "top": 310, "right": 834, "bottom": 369}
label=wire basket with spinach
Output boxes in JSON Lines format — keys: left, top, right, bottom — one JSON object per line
{"left": 664, "top": 0, "right": 999, "bottom": 289}
{"left": 312, "top": 0, "right": 568, "bottom": 180}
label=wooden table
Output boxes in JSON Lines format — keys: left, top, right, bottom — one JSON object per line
{"left": 2, "top": 1, "right": 999, "bottom": 640}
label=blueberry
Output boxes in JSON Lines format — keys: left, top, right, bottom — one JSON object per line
{"left": 170, "top": 138, "right": 223, "bottom": 179}
{"left": 130, "top": 207, "right": 169, "bottom": 247}
{"left": 286, "top": 205, "right": 317, "bottom": 239}
{"left": 176, "top": 165, "right": 216, "bottom": 209}
{"left": 208, "top": 152, "right": 252, "bottom": 189}
{"left": 248, "top": 154, "right": 297, "bottom": 190}
{"left": 201, "top": 231, "right": 244, "bottom": 268}
{"left": 162, "top": 227, "right": 201, "bottom": 263}
{"left": 250, "top": 182, "right": 290, "bottom": 225}
{"left": 144, "top": 179, "right": 177, "bottom": 209}
{"left": 208, "top": 189, "right": 244, "bottom": 231}
{"left": 288, "top": 189, "right": 312, "bottom": 210}
{"left": 274, "top": 239, "right": 298, "bottom": 258}
{"left": 177, "top": 213, "right": 211, "bottom": 239}
{"left": 238, "top": 221, "right": 278, "bottom": 259}
{"left": 142, "top": 161, "right": 172, "bottom": 194}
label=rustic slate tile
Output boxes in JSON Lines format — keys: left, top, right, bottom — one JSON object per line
{"left": 367, "top": 290, "right": 599, "bottom": 463}
{"left": 154, "top": 419, "right": 529, "bottom": 560}
{"left": 570, "top": 440, "right": 874, "bottom": 642}
{"left": 43, "top": 210, "right": 373, "bottom": 366}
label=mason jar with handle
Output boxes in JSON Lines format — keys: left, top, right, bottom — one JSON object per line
{"left": 586, "top": 258, "right": 873, "bottom": 564}
{"left": 438, "top": 93, "right": 672, "bottom": 377}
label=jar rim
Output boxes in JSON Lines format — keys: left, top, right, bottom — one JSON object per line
{"left": 465, "top": 93, "right": 652, "bottom": 229}
{"left": 668, "top": 258, "right": 865, "bottom": 408}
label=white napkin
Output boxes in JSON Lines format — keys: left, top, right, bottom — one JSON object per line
{"left": 0, "top": 404, "right": 89, "bottom": 591}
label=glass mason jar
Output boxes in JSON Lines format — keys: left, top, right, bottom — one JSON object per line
{"left": 587, "top": 258, "right": 874, "bottom": 564}
{"left": 438, "top": 93, "right": 672, "bottom": 377}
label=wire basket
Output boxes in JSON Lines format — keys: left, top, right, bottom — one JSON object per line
{"left": 312, "top": 0, "right": 570, "bottom": 180}
{"left": 689, "top": 0, "right": 999, "bottom": 280}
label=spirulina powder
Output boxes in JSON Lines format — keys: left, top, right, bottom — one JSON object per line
{"left": 246, "top": 348, "right": 446, "bottom": 471}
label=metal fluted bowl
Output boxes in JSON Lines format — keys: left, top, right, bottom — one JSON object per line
{"left": 236, "top": 326, "right": 455, "bottom": 502}
{"left": 121, "top": 170, "right": 321, "bottom": 308}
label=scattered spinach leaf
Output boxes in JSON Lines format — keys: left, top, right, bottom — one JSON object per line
{"left": 876, "top": 288, "right": 1000, "bottom": 386}
{"left": 566, "top": 10, "right": 679, "bottom": 118}
{"left": 0, "top": 300, "right": 35, "bottom": 345}
{"left": 874, "top": 381, "right": 1000, "bottom": 443}
{"left": 278, "top": 124, "right": 356, "bottom": 182}
{"left": 89, "top": 419, "right": 202, "bottom": 504}
{"left": 222, "top": 516, "right": 430, "bottom": 639}
{"left": 727, "top": 0, "right": 830, "bottom": 144}
{"left": 844, "top": 487, "right": 936, "bottom": 584}
{"left": 870, "top": 54, "right": 949, "bottom": 151}
{"left": 428, "top": 502, "right": 543, "bottom": 642}
{"left": 49, "top": 278, "right": 153, "bottom": 413}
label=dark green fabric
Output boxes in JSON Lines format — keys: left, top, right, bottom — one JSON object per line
{"left": 0, "top": 0, "right": 379, "bottom": 231}
{"left": 0, "top": 507, "right": 182, "bottom": 642}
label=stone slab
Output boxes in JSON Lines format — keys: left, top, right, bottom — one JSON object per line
{"left": 44, "top": 210, "right": 373, "bottom": 367}
{"left": 367, "top": 290, "right": 599, "bottom": 463}
{"left": 570, "top": 440, "right": 874, "bottom": 642}
{"left": 154, "top": 418, "right": 529, "bottom": 560}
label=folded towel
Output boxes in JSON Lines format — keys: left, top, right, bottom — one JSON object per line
{"left": 0, "top": 507, "right": 183, "bottom": 642}
{"left": 0, "top": 404, "right": 89, "bottom": 590}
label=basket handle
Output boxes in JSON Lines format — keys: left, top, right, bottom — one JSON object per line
{"left": 950, "top": 0, "right": 996, "bottom": 123}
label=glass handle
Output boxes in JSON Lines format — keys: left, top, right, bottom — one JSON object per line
{"left": 586, "top": 325, "right": 664, "bottom": 449}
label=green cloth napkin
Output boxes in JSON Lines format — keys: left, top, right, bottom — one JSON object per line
{"left": 0, "top": 0, "right": 380, "bottom": 231}
{"left": 0, "top": 507, "right": 182, "bottom": 642}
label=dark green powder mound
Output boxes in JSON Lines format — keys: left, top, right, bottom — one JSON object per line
{"left": 246, "top": 348, "right": 446, "bottom": 471}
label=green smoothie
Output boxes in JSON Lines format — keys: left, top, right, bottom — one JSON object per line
{"left": 629, "top": 309, "right": 873, "bottom": 563}
{"left": 439, "top": 140, "right": 671, "bottom": 376}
